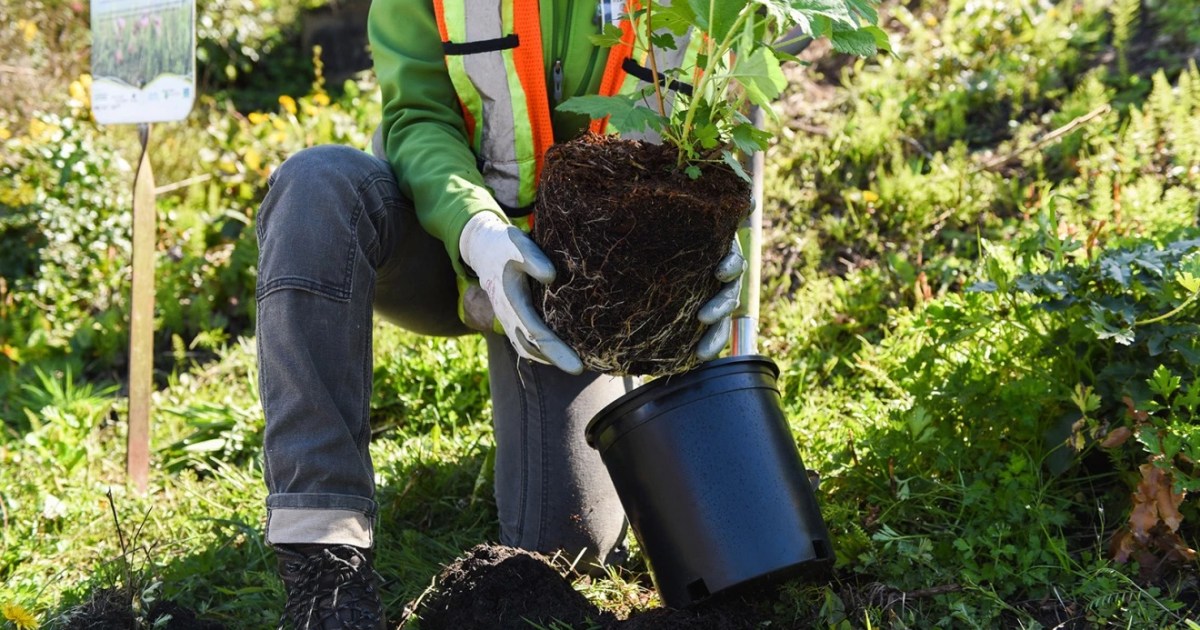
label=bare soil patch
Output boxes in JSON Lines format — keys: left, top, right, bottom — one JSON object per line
{"left": 410, "top": 544, "right": 761, "bottom": 630}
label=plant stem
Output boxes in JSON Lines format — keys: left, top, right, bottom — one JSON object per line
{"left": 675, "top": 3, "right": 752, "bottom": 167}
{"left": 1135, "top": 291, "right": 1199, "bottom": 327}
{"left": 646, "top": 1, "right": 666, "bottom": 117}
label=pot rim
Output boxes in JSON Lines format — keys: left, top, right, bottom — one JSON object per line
{"left": 585, "top": 354, "right": 780, "bottom": 449}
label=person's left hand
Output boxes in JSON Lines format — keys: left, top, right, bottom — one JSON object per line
{"left": 694, "top": 238, "right": 745, "bottom": 361}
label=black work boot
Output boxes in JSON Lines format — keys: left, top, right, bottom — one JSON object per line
{"left": 275, "top": 544, "right": 386, "bottom": 630}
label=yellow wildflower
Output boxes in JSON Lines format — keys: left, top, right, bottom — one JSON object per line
{"left": 2, "top": 602, "right": 38, "bottom": 629}
{"left": 278, "top": 95, "right": 297, "bottom": 116}
{"left": 18, "top": 19, "right": 38, "bottom": 44}
{"left": 1, "top": 183, "right": 37, "bottom": 206}
{"left": 69, "top": 74, "right": 92, "bottom": 108}
{"left": 248, "top": 112, "right": 268, "bottom": 125}
{"left": 312, "top": 92, "right": 330, "bottom": 107}
{"left": 0, "top": 126, "right": 10, "bottom": 141}
{"left": 272, "top": 118, "right": 288, "bottom": 131}
{"left": 245, "top": 148, "right": 262, "bottom": 172}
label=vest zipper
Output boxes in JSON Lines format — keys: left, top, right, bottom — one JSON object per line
{"left": 552, "top": 59, "right": 564, "bottom": 104}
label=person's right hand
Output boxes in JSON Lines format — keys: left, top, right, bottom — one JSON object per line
{"left": 458, "top": 212, "right": 584, "bottom": 375}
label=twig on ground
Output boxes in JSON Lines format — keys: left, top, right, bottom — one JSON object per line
{"left": 155, "top": 173, "right": 213, "bottom": 195}
{"left": 973, "top": 105, "right": 1111, "bottom": 173}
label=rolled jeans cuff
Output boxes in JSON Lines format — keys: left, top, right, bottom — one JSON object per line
{"left": 265, "top": 493, "right": 376, "bottom": 548}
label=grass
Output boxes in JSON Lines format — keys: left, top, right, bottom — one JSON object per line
{"left": 2, "top": 0, "right": 1200, "bottom": 628}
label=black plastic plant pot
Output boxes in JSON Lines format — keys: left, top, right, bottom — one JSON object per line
{"left": 586, "top": 355, "right": 833, "bottom": 608}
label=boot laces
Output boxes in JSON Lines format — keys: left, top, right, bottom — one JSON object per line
{"left": 279, "top": 545, "right": 382, "bottom": 630}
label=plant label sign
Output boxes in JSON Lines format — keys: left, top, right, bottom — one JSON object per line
{"left": 90, "top": 0, "right": 196, "bottom": 124}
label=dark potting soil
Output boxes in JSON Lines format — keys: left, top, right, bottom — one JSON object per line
{"left": 58, "top": 588, "right": 226, "bottom": 630}
{"left": 415, "top": 544, "right": 760, "bottom": 630}
{"left": 533, "top": 134, "right": 750, "bottom": 376}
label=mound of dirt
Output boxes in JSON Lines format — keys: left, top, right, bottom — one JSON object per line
{"left": 59, "top": 588, "right": 226, "bottom": 630}
{"left": 413, "top": 544, "right": 759, "bottom": 630}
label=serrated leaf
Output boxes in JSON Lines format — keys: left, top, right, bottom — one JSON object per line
{"left": 830, "top": 27, "right": 878, "bottom": 57}
{"left": 862, "top": 25, "right": 892, "bottom": 52}
{"left": 721, "top": 150, "right": 751, "bottom": 183}
{"left": 1148, "top": 365, "right": 1181, "bottom": 399}
{"left": 844, "top": 0, "right": 879, "bottom": 24}
{"left": 684, "top": 164, "right": 702, "bottom": 179}
{"left": 789, "top": 0, "right": 856, "bottom": 27}
{"left": 590, "top": 23, "right": 626, "bottom": 48}
{"left": 650, "top": 31, "right": 679, "bottom": 50}
{"left": 653, "top": 2, "right": 697, "bottom": 35}
{"left": 733, "top": 46, "right": 787, "bottom": 109}
{"left": 556, "top": 95, "right": 668, "bottom": 135}
{"left": 730, "top": 122, "right": 772, "bottom": 154}
{"left": 687, "top": 0, "right": 750, "bottom": 42}
{"left": 694, "top": 123, "right": 720, "bottom": 149}
{"left": 1177, "top": 271, "right": 1200, "bottom": 294}
{"left": 1177, "top": 384, "right": 1200, "bottom": 413}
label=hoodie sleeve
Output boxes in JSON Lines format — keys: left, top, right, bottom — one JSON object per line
{"left": 368, "top": 0, "right": 506, "bottom": 275}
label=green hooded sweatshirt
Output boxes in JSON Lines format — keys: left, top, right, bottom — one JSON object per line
{"left": 368, "top": 0, "right": 605, "bottom": 276}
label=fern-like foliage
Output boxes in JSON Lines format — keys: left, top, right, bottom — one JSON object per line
{"left": 1110, "top": 0, "right": 1141, "bottom": 78}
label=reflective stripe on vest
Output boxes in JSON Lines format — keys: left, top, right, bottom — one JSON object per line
{"left": 433, "top": 0, "right": 552, "bottom": 218}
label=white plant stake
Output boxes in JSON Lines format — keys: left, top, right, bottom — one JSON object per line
{"left": 90, "top": 0, "right": 196, "bottom": 492}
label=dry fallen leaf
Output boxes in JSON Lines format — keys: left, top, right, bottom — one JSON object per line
{"left": 1099, "top": 426, "right": 1132, "bottom": 449}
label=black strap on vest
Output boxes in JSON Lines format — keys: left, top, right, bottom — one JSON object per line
{"left": 498, "top": 199, "right": 535, "bottom": 218}
{"left": 621, "top": 58, "right": 694, "bottom": 97}
{"left": 443, "top": 34, "right": 520, "bottom": 55}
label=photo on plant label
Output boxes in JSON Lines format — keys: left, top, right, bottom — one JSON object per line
{"left": 90, "top": 0, "right": 195, "bottom": 124}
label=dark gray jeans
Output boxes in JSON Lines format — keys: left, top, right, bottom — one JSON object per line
{"left": 256, "top": 145, "right": 631, "bottom": 567}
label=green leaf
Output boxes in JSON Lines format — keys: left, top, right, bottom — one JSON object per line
{"left": 557, "top": 95, "right": 668, "bottom": 135}
{"left": 589, "top": 23, "right": 626, "bottom": 48}
{"left": 1148, "top": 365, "right": 1181, "bottom": 399}
{"left": 687, "top": 0, "right": 750, "bottom": 42}
{"left": 694, "top": 123, "right": 720, "bottom": 149}
{"left": 830, "top": 27, "right": 878, "bottom": 57}
{"left": 844, "top": 0, "right": 880, "bottom": 24}
{"left": 733, "top": 46, "right": 787, "bottom": 109}
{"left": 652, "top": 2, "right": 697, "bottom": 35}
{"left": 730, "top": 122, "right": 772, "bottom": 154}
{"left": 790, "top": 0, "right": 858, "bottom": 29}
{"left": 721, "top": 150, "right": 751, "bottom": 183}
{"left": 862, "top": 25, "right": 892, "bottom": 53}
{"left": 1177, "top": 270, "right": 1200, "bottom": 294}
{"left": 649, "top": 31, "right": 679, "bottom": 50}
{"left": 684, "top": 164, "right": 702, "bottom": 179}
{"left": 1177, "top": 384, "right": 1200, "bottom": 414}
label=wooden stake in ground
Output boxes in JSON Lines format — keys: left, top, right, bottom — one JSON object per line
{"left": 127, "top": 123, "right": 156, "bottom": 493}
{"left": 91, "top": 0, "right": 197, "bottom": 491}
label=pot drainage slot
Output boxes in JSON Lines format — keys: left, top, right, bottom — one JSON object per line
{"left": 687, "top": 578, "right": 710, "bottom": 601}
{"left": 813, "top": 538, "right": 831, "bottom": 560}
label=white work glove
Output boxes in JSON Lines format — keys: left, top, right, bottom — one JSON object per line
{"left": 695, "top": 239, "right": 745, "bottom": 362}
{"left": 459, "top": 212, "right": 584, "bottom": 375}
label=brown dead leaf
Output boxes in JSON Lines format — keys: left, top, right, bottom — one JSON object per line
{"left": 1122, "top": 396, "right": 1149, "bottom": 422}
{"left": 1099, "top": 426, "right": 1132, "bottom": 449}
{"left": 1114, "top": 464, "right": 1196, "bottom": 578}
{"left": 1147, "top": 465, "right": 1185, "bottom": 533}
{"left": 1109, "top": 528, "right": 1134, "bottom": 563}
